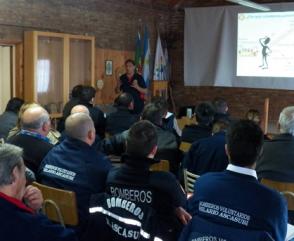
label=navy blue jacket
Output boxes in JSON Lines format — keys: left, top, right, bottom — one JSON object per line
{"left": 38, "top": 137, "right": 112, "bottom": 236}
{"left": 106, "top": 107, "right": 139, "bottom": 135}
{"left": 181, "top": 124, "right": 212, "bottom": 143}
{"left": 179, "top": 215, "right": 274, "bottom": 241}
{"left": 183, "top": 132, "right": 228, "bottom": 175}
{"left": 188, "top": 170, "right": 288, "bottom": 241}
{"left": 0, "top": 192, "right": 77, "bottom": 241}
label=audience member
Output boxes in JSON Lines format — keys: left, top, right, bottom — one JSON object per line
{"left": 7, "top": 103, "right": 60, "bottom": 145}
{"left": 98, "top": 121, "right": 190, "bottom": 240}
{"left": 58, "top": 84, "right": 84, "bottom": 132}
{"left": 0, "top": 97, "right": 24, "bottom": 140}
{"left": 186, "top": 120, "right": 287, "bottom": 241}
{"left": 183, "top": 119, "right": 229, "bottom": 175}
{"left": 246, "top": 109, "right": 261, "bottom": 125}
{"left": 39, "top": 113, "right": 112, "bottom": 238}
{"left": 70, "top": 104, "right": 90, "bottom": 115}
{"left": 153, "top": 96, "right": 182, "bottom": 137}
{"left": 79, "top": 86, "right": 106, "bottom": 138}
{"left": 8, "top": 105, "right": 53, "bottom": 174}
{"left": 257, "top": 106, "right": 294, "bottom": 182}
{"left": 106, "top": 93, "right": 139, "bottom": 135}
{"left": 213, "top": 97, "right": 231, "bottom": 122}
{"left": 181, "top": 102, "right": 215, "bottom": 143}
{"left": 0, "top": 143, "right": 77, "bottom": 241}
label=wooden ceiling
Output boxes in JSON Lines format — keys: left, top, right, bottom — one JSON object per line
{"left": 165, "top": 0, "right": 293, "bottom": 10}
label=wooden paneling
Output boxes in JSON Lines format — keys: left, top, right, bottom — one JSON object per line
{"left": 15, "top": 43, "right": 24, "bottom": 98}
{"left": 95, "top": 48, "right": 134, "bottom": 105}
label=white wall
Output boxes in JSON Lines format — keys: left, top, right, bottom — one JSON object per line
{"left": 0, "top": 46, "right": 11, "bottom": 113}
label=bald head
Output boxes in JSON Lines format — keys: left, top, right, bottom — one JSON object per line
{"left": 65, "top": 113, "right": 95, "bottom": 145}
{"left": 70, "top": 105, "right": 90, "bottom": 115}
{"left": 21, "top": 106, "right": 50, "bottom": 135}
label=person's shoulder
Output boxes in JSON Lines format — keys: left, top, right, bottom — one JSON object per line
{"left": 150, "top": 170, "right": 178, "bottom": 182}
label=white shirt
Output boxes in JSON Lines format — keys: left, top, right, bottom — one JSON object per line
{"left": 226, "top": 164, "right": 257, "bottom": 179}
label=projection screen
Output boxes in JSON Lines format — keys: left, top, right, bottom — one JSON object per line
{"left": 184, "top": 2, "right": 294, "bottom": 90}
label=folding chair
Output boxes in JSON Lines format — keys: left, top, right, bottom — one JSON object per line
{"left": 183, "top": 169, "right": 200, "bottom": 193}
{"left": 32, "top": 182, "right": 78, "bottom": 227}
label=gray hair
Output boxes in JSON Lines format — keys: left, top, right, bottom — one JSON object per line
{"left": 21, "top": 113, "right": 50, "bottom": 130}
{"left": 279, "top": 106, "right": 294, "bottom": 136}
{"left": 0, "top": 144, "right": 23, "bottom": 186}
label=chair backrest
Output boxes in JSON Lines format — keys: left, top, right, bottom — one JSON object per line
{"left": 179, "top": 141, "right": 192, "bottom": 152}
{"left": 177, "top": 116, "right": 195, "bottom": 130}
{"left": 261, "top": 178, "right": 294, "bottom": 211}
{"left": 32, "top": 182, "right": 78, "bottom": 226}
{"left": 150, "top": 160, "right": 170, "bottom": 172}
{"left": 183, "top": 169, "right": 200, "bottom": 193}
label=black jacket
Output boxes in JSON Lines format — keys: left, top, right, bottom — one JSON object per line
{"left": 8, "top": 133, "right": 53, "bottom": 174}
{"left": 181, "top": 124, "right": 212, "bottom": 143}
{"left": 106, "top": 107, "right": 139, "bottom": 135}
{"left": 105, "top": 154, "right": 186, "bottom": 240}
{"left": 80, "top": 102, "right": 106, "bottom": 138}
{"left": 257, "top": 133, "right": 294, "bottom": 182}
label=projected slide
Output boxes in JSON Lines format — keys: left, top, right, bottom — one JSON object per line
{"left": 237, "top": 11, "right": 294, "bottom": 77}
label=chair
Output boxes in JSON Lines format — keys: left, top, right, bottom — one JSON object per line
{"left": 261, "top": 178, "right": 294, "bottom": 211}
{"left": 177, "top": 116, "right": 195, "bottom": 130}
{"left": 150, "top": 160, "right": 170, "bottom": 172}
{"left": 108, "top": 155, "right": 122, "bottom": 168}
{"left": 183, "top": 169, "right": 200, "bottom": 193}
{"left": 32, "top": 182, "right": 78, "bottom": 226}
{"left": 179, "top": 141, "right": 192, "bottom": 152}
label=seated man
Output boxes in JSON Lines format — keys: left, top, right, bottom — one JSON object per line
{"left": 181, "top": 102, "right": 215, "bottom": 143}
{"left": 152, "top": 96, "right": 182, "bottom": 137}
{"left": 58, "top": 84, "right": 84, "bottom": 132}
{"left": 79, "top": 86, "right": 106, "bottom": 138}
{"left": 106, "top": 93, "right": 139, "bottom": 135}
{"left": 0, "top": 143, "right": 77, "bottom": 241}
{"left": 103, "top": 103, "right": 180, "bottom": 174}
{"left": 213, "top": 97, "right": 231, "bottom": 123}
{"left": 183, "top": 119, "right": 229, "bottom": 175}
{"left": 0, "top": 97, "right": 24, "bottom": 140}
{"left": 257, "top": 106, "right": 294, "bottom": 182}
{"left": 187, "top": 120, "right": 287, "bottom": 241}
{"left": 8, "top": 105, "right": 53, "bottom": 174}
{"left": 39, "top": 113, "right": 112, "bottom": 237}
{"left": 102, "top": 121, "right": 191, "bottom": 240}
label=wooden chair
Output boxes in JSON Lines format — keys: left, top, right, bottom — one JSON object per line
{"left": 32, "top": 182, "right": 78, "bottom": 226}
{"left": 261, "top": 178, "right": 294, "bottom": 211}
{"left": 183, "top": 169, "right": 200, "bottom": 193}
{"left": 179, "top": 141, "right": 192, "bottom": 153}
{"left": 150, "top": 160, "right": 170, "bottom": 172}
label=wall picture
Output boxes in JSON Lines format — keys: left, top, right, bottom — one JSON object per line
{"left": 105, "top": 60, "right": 113, "bottom": 76}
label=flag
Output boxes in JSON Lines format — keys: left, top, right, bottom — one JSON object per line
{"left": 135, "top": 31, "right": 142, "bottom": 74}
{"left": 153, "top": 34, "right": 166, "bottom": 81}
{"left": 164, "top": 44, "right": 170, "bottom": 81}
{"left": 143, "top": 26, "right": 151, "bottom": 88}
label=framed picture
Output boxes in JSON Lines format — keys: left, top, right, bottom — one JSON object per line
{"left": 105, "top": 60, "right": 113, "bottom": 76}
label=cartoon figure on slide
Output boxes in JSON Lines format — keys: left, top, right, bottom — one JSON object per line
{"left": 259, "top": 37, "right": 272, "bottom": 69}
